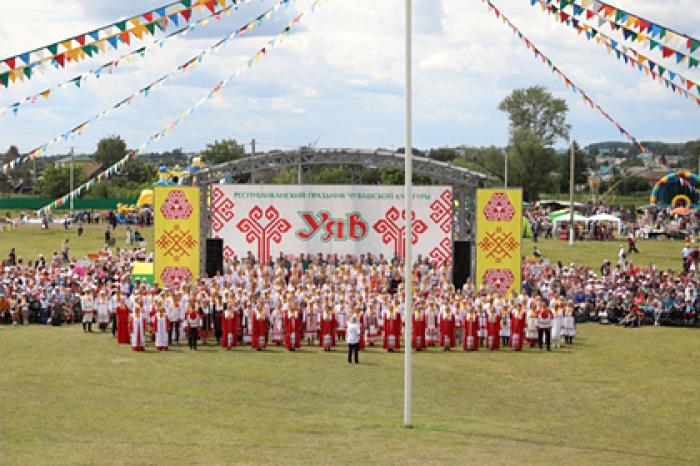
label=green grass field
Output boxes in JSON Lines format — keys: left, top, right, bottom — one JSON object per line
{"left": 0, "top": 223, "right": 687, "bottom": 273}
{"left": 1, "top": 324, "right": 698, "bottom": 464}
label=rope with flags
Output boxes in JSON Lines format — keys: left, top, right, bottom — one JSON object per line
{"left": 2, "top": 0, "right": 294, "bottom": 175}
{"left": 0, "top": 0, "right": 258, "bottom": 118}
{"left": 547, "top": 0, "right": 700, "bottom": 65}
{"left": 483, "top": 0, "right": 669, "bottom": 171}
{"left": 0, "top": 0, "right": 233, "bottom": 89}
{"left": 527, "top": 0, "right": 700, "bottom": 107}
{"left": 37, "top": 0, "right": 325, "bottom": 216}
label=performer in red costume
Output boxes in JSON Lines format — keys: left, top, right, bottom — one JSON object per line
{"left": 463, "top": 308, "right": 479, "bottom": 352}
{"left": 153, "top": 308, "right": 170, "bottom": 351}
{"left": 439, "top": 307, "right": 456, "bottom": 351}
{"left": 383, "top": 308, "right": 402, "bottom": 352}
{"left": 221, "top": 307, "right": 238, "bottom": 350}
{"left": 284, "top": 307, "right": 303, "bottom": 351}
{"left": 355, "top": 308, "right": 366, "bottom": 350}
{"left": 116, "top": 300, "right": 130, "bottom": 344}
{"left": 320, "top": 307, "right": 336, "bottom": 351}
{"left": 486, "top": 309, "right": 501, "bottom": 351}
{"left": 365, "top": 309, "right": 379, "bottom": 346}
{"left": 252, "top": 307, "right": 268, "bottom": 351}
{"left": 510, "top": 305, "right": 526, "bottom": 351}
{"left": 129, "top": 308, "right": 147, "bottom": 352}
{"left": 412, "top": 307, "right": 426, "bottom": 351}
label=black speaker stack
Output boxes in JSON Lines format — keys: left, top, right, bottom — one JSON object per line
{"left": 205, "top": 238, "right": 224, "bottom": 277}
{"left": 452, "top": 240, "right": 471, "bottom": 290}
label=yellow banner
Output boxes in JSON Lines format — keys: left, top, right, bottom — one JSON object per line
{"left": 475, "top": 188, "right": 522, "bottom": 296}
{"left": 154, "top": 186, "right": 200, "bottom": 287}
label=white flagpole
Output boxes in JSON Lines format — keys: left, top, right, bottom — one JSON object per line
{"left": 404, "top": 0, "right": 413, "bottom": 429}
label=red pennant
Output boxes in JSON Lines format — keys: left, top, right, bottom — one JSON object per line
{"left": 662, "top": 46, "right": 674, "bottom": 58}
{"left": 687, "top": 80, "right": 695, "bottom": 91}
{"left": 55, "top": 53, "right": 65, "bottom": 67}
{"left": 181, "top": 8, "right": 191, "bottom": 22}
{"left": 205, "top": 0, "right": 216, "bottom": 14}
{"left": 120, "top": 31, "right": 131, "bottom": 45}
{"left": 144, "top": 12, "right": 154, "bottom": 22}
{"left": 5, "top": 57, "right": 16, "bottom": 69}
{"left": 76, "top": 35, "right": 86, "bottom": 46}
{"left": 560, "top": 12, "right": 569, "bottom": 22}
{"left": 586, "top": 9, "right": 593, "bottom": 20}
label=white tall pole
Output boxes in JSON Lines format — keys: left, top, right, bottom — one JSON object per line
{"left": 403, "top": 0, "right": 413, "bottom": 429}
{"left": 504, "top": 150, "right": 508, "bottom": 188}
{"left": 70, "top": 147, "right": 74, "bottom": 215}
{"left": 569, "top": 141, "right": 575, "bottom": 247}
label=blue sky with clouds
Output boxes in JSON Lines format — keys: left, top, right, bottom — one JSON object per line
{"left": 0, "top": 0, "right": 698, "bottom": 157}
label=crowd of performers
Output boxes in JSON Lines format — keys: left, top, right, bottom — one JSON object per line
{"left": 0, "top": 248, "right": 581, "bottom": 353}
{"left": 96, "top": 285, "right": 577, "bottom": 353}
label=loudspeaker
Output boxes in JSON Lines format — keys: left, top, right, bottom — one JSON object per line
{"left": 452, "top": 240, "right": 471, "bottom": 290}
{"left": 206, "top": 238, "right": 224, "bottom": 277}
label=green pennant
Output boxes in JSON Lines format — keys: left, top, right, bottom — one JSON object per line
{"left": 615, "top": 10, "right": 625, "bottom": 23}
{"left": 658, "top": 65, "right": 666, "bottom": 76}
{"left": 116, "top": 20, "right": 127, "bottom": 31}
{"left": 146, "top": 23, "right": 156, "bottom": 35}
{"left": 629, "top": 31, "right": 637, "bottom": 41}
{"left": 0, "top": 72, "right": 10, "bottom": 87}
{"left": 658, "top": 28, "right": 666, "bottom": 40}
{"left": 690, "top": 57, "right": 699, "bottom": 69}
{"left": 83, "top": 45, "right": 94, "bottom": 57}
{"left": 155, "top": 19, "right": 166, "bottom": 31}
{"left": 649, "top": 39, "right": 659, "bottom": 50}
{"left": 697, "top": 84, "right": 700, "bottom": 94}
{"left": 615, "top": 50, "right": 621, "bottom": 59}
{"left": 591, "top": 29, "right": 597, "bottom": 38}
{"left": 23, "top": 67, "right": 32, "bottom": 79}
{"left": 47, "top": 43, "right": 59, "bottom": 55}
{"left": 559, "top": 0, "right": 568, "bottom": 9}
{"left": 73, "top": 77, "right": 82, "bottom": 88}
{"left": 135, "top": 47, "right": 146, "bottom": 57}
{"left": 691, "top": 39, "right": 700, "bottom": 54}
{"left": 181, "top": 0, "right": 192, "bottom": 7}
{"left": 551, "top": 6, "right": 558, "bottom": 14}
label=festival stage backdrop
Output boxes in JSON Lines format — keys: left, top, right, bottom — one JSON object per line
{"left": 211, "top": 185, "right": 453, "bottom": 264}
{"left": 475, "top": 189, "right": 522, "bottom": 295}
{"left": 154, "top": 186, "right": 200, "bottom": 286}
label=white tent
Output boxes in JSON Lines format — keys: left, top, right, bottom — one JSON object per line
{"left": 552, "top": 214, "right": 588, "bottom": 232}
{"left": 587, "top": 213, "right": 622, "bottom": 233}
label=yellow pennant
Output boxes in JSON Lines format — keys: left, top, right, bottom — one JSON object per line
{"left": 62, "top": 40, "right": 73, "bottom": 51}
{"left": 40, "top": 89, "right": 51, "bottom": 99}
{"left": 129, "top": 18, "right": 141, "bottom": 27}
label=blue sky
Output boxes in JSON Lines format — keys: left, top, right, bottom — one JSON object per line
{"left": 0, "top": 0, "right": 698, "bottom": 157}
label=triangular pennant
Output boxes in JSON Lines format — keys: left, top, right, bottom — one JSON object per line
{"left": 676, "top": 52, "right": 686, "bottom": 64}
{"left": 181, "top": 0, "right": 192, "bottom": 7}
{"left": 19, "top": 53, "right": 30, "bottom": 65}
{"left": 661, "top": 46, "right": 674, "bottom": 58}
{"left": 61, "top": 40, "right": 73, "bottom": 51}
{"left": 156, "top": 7, "right": 167, "bottom": 17}
{"left": 169, "top": 14, "right": 180, "bottom": 26}
{"left": 181, "top": 8, "right": 192, "bottom": 22}
{"left": 89, "top": 30, "right": 100, "bottom": 41}
{"left": 54, "top": 53, "right": 66, "bottom": 67}
{"left": 146, "top": 23, "right": 156, "bottom": 35}
{"left": 132, "top": 25, "right": 145, "bottom": 40}
{"left": 40, "top": 89, "right": 50, "bottom": 99}
{"left": 0, "top": 72, "right": 9, "bottom": 87}
{"left": 129, "top": 18, "right": 141, "bottom": 27}
{"left": 4, "top": 57, "right": 16, "bottom": 69}
{"left": 73, "top": 76, "right": 82, "bottom": 88}
{"left": 205, "top": 0, "right": 216, "bottom": 14}
{"left": 691, "top": 39, "right": 700, "bottom": 54}
{"left": 76, "top": 35, "right": 86, "bottom": 46}
{"left": 107, "top": 36, "right": 119, "bottom": 49}
{"left": 119, "top": 31, "right": 131, "bottom": 45}
{"left": 47, "top": 43, "right": 59, "bottom": 55}
{"left": 690, "top": 57, "right": 699, "bottom": 69}
{"left": 116, "top": 20, "right": 127, "bottom": 31}
{"left": 144, "top": 12, "right": 154, "bottom": 22}
{"left": 23, "top": 67, "right": 32, "bottom": 79}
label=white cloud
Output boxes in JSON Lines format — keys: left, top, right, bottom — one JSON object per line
{"left": 0, "top": 0, "right": 699, "bottom": 158}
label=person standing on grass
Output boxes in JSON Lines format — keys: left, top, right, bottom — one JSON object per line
{"left": 627, "top": 231, "right": 639, "bottom": 254}
{"left": 346, "top": 314, "right": 361, "bottom": 364}
{"left": 537, "top": 304, "right": 553, "bottom": 351}
{"left": 185, "top": 304, "right": 201, "bottom": 351}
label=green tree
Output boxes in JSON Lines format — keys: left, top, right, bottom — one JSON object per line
{"left": 428, "top": 148, "right": 457, "bottom": 162}
{"left": 498, "top": 86, "right": 570, "bottom": 147}
{"left": 201, "top": 138, "right": 245, "bottom": 165}
{"left": 507, "top": 129, "right": 558, "bottom": 201}
{"left": 2, "top": 145, "right": 20, "bottom": 164}
{"left": 35, "top": 164, "right": 87, "bottom": 198}
{"left": 558, "top": 142, "right": 590, "bottom": 193}
{"left": 94, "top": 136, "right": 127, "bottom": 168}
